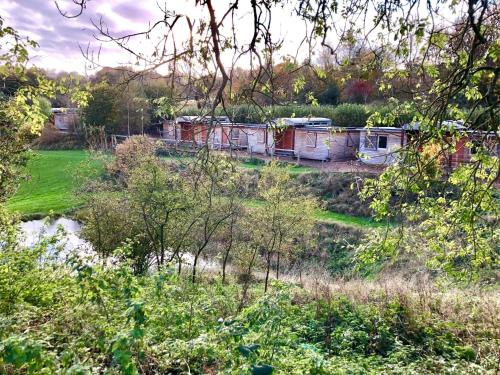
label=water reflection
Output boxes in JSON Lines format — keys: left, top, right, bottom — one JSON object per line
{"left": 19, "top": 218, "right": 93, "bottom": 257}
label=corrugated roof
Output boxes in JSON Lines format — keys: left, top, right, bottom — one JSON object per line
{"left": 403, "top": 120, "right": 467, "bottom": 131}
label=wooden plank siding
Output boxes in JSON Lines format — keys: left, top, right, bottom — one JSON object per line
{"left": 359, "top": 129, "right": 404, "bottom": 165}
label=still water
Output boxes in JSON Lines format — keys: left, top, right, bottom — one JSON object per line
{"left": 19, "top": 217, "right": 93, "bottom": 256}
{"left": 19, "top": 218, "right": 218, "bottom": 271}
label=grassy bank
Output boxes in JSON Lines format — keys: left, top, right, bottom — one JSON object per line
{"left": 244, "top": 199, "right": 381, "bottom": 228}
{"left": 160, "top": 154, "right": 315, "bottom": 174}
{"left": 7, "top": 150, "right": 99, "bottom": 217}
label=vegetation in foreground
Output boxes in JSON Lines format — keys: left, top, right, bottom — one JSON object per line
{"left": 1, "top": 237, "right": 498, "bottom": 374}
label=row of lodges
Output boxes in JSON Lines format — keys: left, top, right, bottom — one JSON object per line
{"left": 162, "top": 116, "right": 498, "bottom": 167}
{"left": 163, "top": 116, "right": 361, "bottom": 162}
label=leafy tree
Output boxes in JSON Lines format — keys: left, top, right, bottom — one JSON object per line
{"left": 318, "top": 83, "right": 340, "bottom": 105}
{"left": 187, "top": 153, "right": 242, "bottom": 283}
{"left": 127, "top": 157, "right": 195, "bottom": 270}
{"left": 82, "top": 82, "right": 121, "bottom": 134}
{"left": 360, "top": 138, "right": 499, "bottom": 280}
{"left": 250, "top": 162, "right": 317, "bottom": 292}
{"left": 345, "top": 79, "right": 373, "bottom": 104}
{"left": 0, "top": 16, "right": 86, "bottom": 238}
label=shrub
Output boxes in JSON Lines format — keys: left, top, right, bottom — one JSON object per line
{"left": 318, "top": 84, "right": 340, "bottom": 105}
{"left": 107, "top": 135, "right": 157, "bottom": 183}
{"left": 31, "top": 124, "right": 83, "bottom": 150}
{"left": 294, "top": 172, "right": 373, "bottom": 217}
{"left": 176, "top": 103, "right": 417, "bottom": 128}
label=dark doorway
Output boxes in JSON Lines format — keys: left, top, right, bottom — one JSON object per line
{"left": 275, "top": 128, "right": 295, "bottom": 150}
{"left": 180, "top": 123, "right": 194, "bottom": 141}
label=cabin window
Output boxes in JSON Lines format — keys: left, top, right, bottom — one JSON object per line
{"left": 378, "top": 136, "right": 388, "bottom": 149}
{"left": 346, "top": 134, "right": 355, "bottom": 147}
{"left": 306, "top": 132, "right": 317, "bottom": 147}
{"left": 257, "top": 131, "right": 265, "bottom": 143}
{"left": 230, "top": 128, "right": 240, "bottom": 140}
{"left": 364, "top": 135, "right": 378, "bottom": 150}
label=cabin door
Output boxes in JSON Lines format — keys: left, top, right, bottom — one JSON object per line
{"left": 275, "top": 128, "right": 295, "bottom": 150}
{"left": 180, "top": 124, "right": 194, "bottom": 141}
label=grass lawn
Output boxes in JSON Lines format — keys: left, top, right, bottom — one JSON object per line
{"left": 7, "top": 150, "right": 101, "bottom": 217}
{"left": 313, "top": 209, "right": 386, "bottom": 228}
{"left": 237, "top": 160, "right": 314, "bottom": 174}
{"left": 243, "top": 199, "right": 381, "bottom": 228}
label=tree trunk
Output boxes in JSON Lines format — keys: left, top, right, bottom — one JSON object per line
{"left": 222, "top": 249, "right": 230, "bottom": 284}
{"left": 276, "top": 252, "right": 280, "bottom": 280}
{"left": 222, "top": 234, "right": 233, "bottom": 284}
{"left": 192, "top": 252, "right": 199, "bottom": 283}
{"left": 264, "top": 252, "right": 272, "bottom": 293}
{"left": 238, "top": 246, "right": 259, "bottom": 312}
{"left": 177, "top": 254, "right": 182, "bottom": 275}
{"left": 160, "top": 225, "right": 165, "bottom": 266}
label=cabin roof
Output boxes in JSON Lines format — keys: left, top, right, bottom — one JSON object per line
{"left": 403, "top": 120, "right": 467, "bottom": 131}
{"left": 271, "top": 117, "right": 332, "bottom": 127}
{"left": 358, "top": 127, "right": 403, "bottom": 133}
{"left": 52, "top": 108, "right": 79, "bottom": 114}
{"left": 175, "top": 115, "right": 231, "bottom": 124}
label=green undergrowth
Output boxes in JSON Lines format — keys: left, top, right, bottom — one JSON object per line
{"left": 245, "top": 199, "right": 382, "bottom": 228}
{"left": 0, "top": 243, "right": 496, "bottom": 374}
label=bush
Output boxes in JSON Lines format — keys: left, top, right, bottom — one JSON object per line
{"left": 318, "top": 84, "right": 340, "bottom": 105}
{"left": 107, "top": 135, "right": 157, "bottom": 183}
{"left": 1, "top": 243, "right": 496, "bottom": 374}
{"left": 177, "top": 104, "right": 372, "bottom": 127}
{"left": 31, "top": 124, "right": 83, "bottom": 150}
{"left": 294, "top": 172, "right": 373, "bottom": 217}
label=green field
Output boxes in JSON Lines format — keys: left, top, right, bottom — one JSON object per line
{"left": 8, "top": 150, "right": 377, "bottom": 228}
{"left": 7, "top": 150, "right": 98, "bottom": 217}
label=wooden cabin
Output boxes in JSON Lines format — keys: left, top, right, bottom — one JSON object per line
{"left": 268, "top": 118, "right": 331, "bottom": 157}
{"left": 52, "top": 108, "right": 79, "bottom": 133}
{"left": 162, "top": 116, "right": 230, "bottom": 146}
{"left": 358, "top": 127, "right": 405, "bottom": 165}
{"left": 403, "top": 122, "right": 499, "bottom": 168}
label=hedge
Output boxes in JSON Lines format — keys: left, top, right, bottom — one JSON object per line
{"left": 176, "top": 103, "right": 418, "bottom": 127}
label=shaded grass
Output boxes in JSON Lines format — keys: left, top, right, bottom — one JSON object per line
{"left": 244, "top": 199, "right": 381, "bottom": 228}
{"left": 238, "top": 160, "right": 314, "bottom": 174}
{"left": 7, "top": 150, "right": 101, "bottom": 217}
{"left": 313, "top": 209, "right": 386, "bottom": 228}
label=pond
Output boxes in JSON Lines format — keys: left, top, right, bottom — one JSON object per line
{"left": 18, "top": 218, "right": 218, "bottom": 272}
{"left": 19, "top": 217, "right": 93, "bottom": 257}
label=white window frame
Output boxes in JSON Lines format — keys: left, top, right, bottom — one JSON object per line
{"left": 230, "top": 128, "right": 240, "bottom": 140}
{"left": 377, "top": 135, "right": 388, "bottom": 149}
{"left": 306, "top": 131, "right": 317, "bottom": 147}
{"left": 364, "top": 135, "right": 378, "bottom": 150}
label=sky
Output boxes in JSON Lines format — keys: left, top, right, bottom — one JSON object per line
{"left": 0, "top": 0, "right": 162, "bottom": 74}
{"left": 0, "top": 0, "right": 311, "bottom": 76}
{"left": 0, "top": 0, "right": 462, "bottom": 76}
